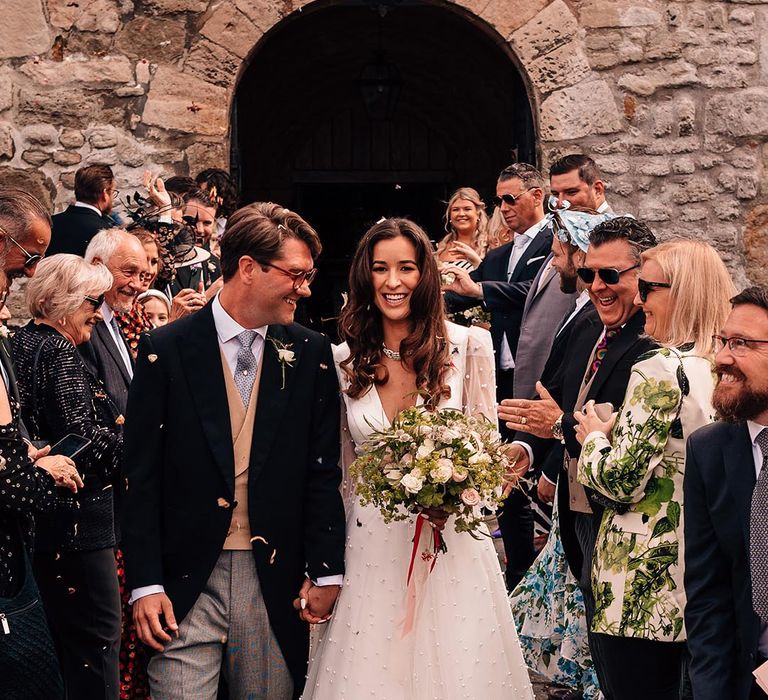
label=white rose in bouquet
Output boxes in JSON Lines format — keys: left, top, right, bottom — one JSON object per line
{"left": 400, "top": 471, "right": 425, "bottom": 494}
{"left": 429, "top": 458, "right": 454, "bottom": 484}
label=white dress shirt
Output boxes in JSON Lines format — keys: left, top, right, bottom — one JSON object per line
{"left": 73, "top": 201, "right": 103, "bottom": 216}
{"left": 497, "top": 218, "right": 549, "bottom": 371}
{"left": 100, "top": 302, "right": 133, "bottom": 379}
{"left": 747, "top": 420, "right": 768, "bottom": 656}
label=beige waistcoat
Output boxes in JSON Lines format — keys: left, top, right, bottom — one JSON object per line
{"left": 221, "top": 349, "right": 263, "bottom": 550}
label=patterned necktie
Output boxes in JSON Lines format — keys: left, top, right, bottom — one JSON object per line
{"left": 586, "top": 328, "right": 619, "bottom": 383}
{"left": 750, "top": 428, "right": 768, "bottom": 625}
{"left": 234, "top": 330, "right": 258, "bottom": 407}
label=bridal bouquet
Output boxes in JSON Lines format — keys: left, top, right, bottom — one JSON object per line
{"left": 350, "top": 406, "right": 513, "bottom": 536}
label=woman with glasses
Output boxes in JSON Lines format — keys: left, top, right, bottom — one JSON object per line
{"left": 12, "top": 255, "right": 125, "bottom": 700}
{"left": 573, "top": 239, "right": 735, "bottom": 699}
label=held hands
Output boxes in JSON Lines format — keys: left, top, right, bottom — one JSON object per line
{"left": 292, "top": 578, "right": 340, "bottom": 624}
{"left": 574, "top": 400, "right": 618, "bottom": 445}
{"left": 133, "top": 592, "right": 179, "bottom": 652}
{"left": 33, "top": 445, "right": 83, "bottom": 493}
{"left": 439, "top": 265, "right": 483, "bottom": 299}
{"left": 498, "top": 382, "right": 562, "bottom": 438}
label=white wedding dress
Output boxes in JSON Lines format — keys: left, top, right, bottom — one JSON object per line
{"left": 303, "top": 323, "right": 534, "bottom": 700}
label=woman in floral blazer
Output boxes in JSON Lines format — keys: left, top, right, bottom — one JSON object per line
{"left": 574, "top": 240, "right": 735, "bottom": 699}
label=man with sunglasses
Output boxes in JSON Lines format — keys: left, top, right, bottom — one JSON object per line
{"left": 500, "top": 216, "right": 658, "bottom": 696}
{"left": 48, "top": 164, "right": 116, "bottom": 257}
{"left": 443, "top": 163, "right": 553, "bottom": 591}
{"left": 121, "top": 202, "right": 345, "bottom": 699}
{"left": 685, "top": 286, "right": 768, "bottom": 700}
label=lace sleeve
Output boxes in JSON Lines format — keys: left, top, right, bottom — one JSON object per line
{"left": 462, "top": 325, "right": 497, "bottom": 422}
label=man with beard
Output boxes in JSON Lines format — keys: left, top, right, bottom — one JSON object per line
{"left": 48, "top": 164, "right": 116, "bottom": 256}
{"left": 685, "top": 285, "right": 768, "bottom": 700}
{"left": 80, "top": 228, "right": 148, "bottom": 414}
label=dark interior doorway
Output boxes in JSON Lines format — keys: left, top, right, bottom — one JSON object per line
{"left": 233, "top": 0, "right": 535, "bottom": 333}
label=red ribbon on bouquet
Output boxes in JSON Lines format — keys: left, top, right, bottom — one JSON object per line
{"left": 402, "top": 514, "right": 442, "bottom": 636}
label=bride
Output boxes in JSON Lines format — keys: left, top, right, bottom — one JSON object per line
{"left": 303, "top": 218, "right": 533, "bottom": 699}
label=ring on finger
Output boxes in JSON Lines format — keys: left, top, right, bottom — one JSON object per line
{"left": 521, "top": 416, "right": 527, "bottom": 425}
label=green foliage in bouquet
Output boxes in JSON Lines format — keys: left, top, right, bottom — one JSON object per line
{"left": 349, "top": 406, "right": 513, "bottom": 534}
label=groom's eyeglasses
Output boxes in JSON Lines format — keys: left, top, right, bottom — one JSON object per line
{"left": 261, "top": 261, "right": 318, "bottom": 291}
{"left": 577, "top": 264, "right": 639, "bottom": 285}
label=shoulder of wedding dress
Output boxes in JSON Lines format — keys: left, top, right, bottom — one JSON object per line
{"left": 331, "top": 341, "right": 350, "bottom": 367}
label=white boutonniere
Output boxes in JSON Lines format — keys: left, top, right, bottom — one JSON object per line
{"left": 270, "top": 337, "right": 295, "bottom": 389}
{"left": 0, "top": 326, "right": 10, "bottom": 339}
{"left": 207, "top": 261, "right": 216, "bottom": 274}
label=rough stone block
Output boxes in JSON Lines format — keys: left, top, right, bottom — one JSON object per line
{"left": 183, "top": 40, "right": 241, "bottom": 90}
{"left": 638, "top": 158, "right": 670, "bottom": 176}
{"left": 744, "top": 205, "right": 768, "bottom": 286}
{"left": 0, "top": 71, "right": 13, "bottom": 113}
{"left": 0, "top": 124, "right": 15, "bottom": 161}
{"left": 53, "top": 150, "right": 83, "bottom": 166}
{"left": 509, "top": 0, "right": 579, "bottom": 62}
{"left": 580, "top": 1, "right": 662, "bottom": 29}
{"left": 618, "top": 60, "right": 699, "bottom": 95}
{"left": 136, "top": 60, "right": 151, "bottom": 85}
{"left": 699, "top": 64, "right": 750, "bottom": 89}
{"left": 235, "top": 0, "right": 314, "bottom": 33}
{"left": 21, "top": 148, "right": 51, "bottom": 167}
{"left": 0, "top": 167, "right": 56, "bottom": 211}
{"left": 672, "top": 157, "right": 696, "bottom": 174}
{"left": 23, "top": 124, "right": 58, "bottom": 146}
{"left": 589, "top": 52, "right": 620, "bottom": 71}
{"left": 730, "top": 151, "right": 758, "bottom": 169}
{"left": 59, "top": 128, "right": 85, "bottom": 149}
{"left": 201, "top": 2, "right": 262, "bottom": 60}
{"left": 73, "top": 0, "right": 121, "bottom": 34}
{"left": 116, "top": 85, "right": 145, "bottom": 97}
{"left": 680, "top": 207, "right": 707, "bottom": 222}
{"left": 117, "top": 138, "right": 148, "bottom": 168}
{"left": 717, "top": 169, "right": 738, "bottom": 192}
{"left": 89, "top": 126, "right": 118, "bottom": 149}
{"left": 638, "top": 202, "right": 670, "bottom": 222}
{"left": 142, "top": 65, "right": 229, "bottom": 137}
{"left": 0, "top": 0, "right": 51, "bottom": 59}
{"left": 595, "top": 155, "right": 631, "bottom": 174}
{"left": 527, "top": 43, "right": 593, "bottom": 95}
{"left": 115, "top": 16, "right": 186, "bottom": 63}
{"left": 19, "top": 88, "right": 99, "bottom": 125}
{"left": 705, "top": 89, "right": 768, "bottom": 137}
{"left": 20, "top": 57, "right": 134, "bottom": 87}
{"left": 585, "top": 32, "right": 622, "bottom": 51}
{"left": 730, "top": 8, "right": 755, "bottom": 25}
{"left": 82, "top": 147, "right": 118, "bottom": 166}
{"left": 713, "top": 198, "right": 740, "bottom": 221}
{"left": 186, "top": 141, "right": 229, "bottom": 176}
{"left": 671, "top": 177, "right": 716, "bottom": 204}
{"left": 540, "top": 80, "right": 623, "bottom": 141}
{"left": 737, "top": 174, "right": 759, "bottom": 200}
{"left": 142, "top": 0, "right": 208, "bottom": 13}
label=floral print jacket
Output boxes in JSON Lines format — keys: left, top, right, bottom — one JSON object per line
{"left": 577, "top": 347, "right": 715, "bottom": 642}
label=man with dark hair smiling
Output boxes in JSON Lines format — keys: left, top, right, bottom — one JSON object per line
{"left": 549, "top": 154, "right": 610, "bottom": 213}
{"left": 685, "top": 285, "right": 768, "bottom": 700}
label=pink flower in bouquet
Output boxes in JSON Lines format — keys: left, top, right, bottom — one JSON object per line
{"left": 460, "top": 487, "right": 481, "bottom": 506}
{"left": 451, "top": 467, "right": 468, "bottom": 483}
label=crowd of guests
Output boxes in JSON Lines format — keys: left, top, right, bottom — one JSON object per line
{"left": 0, "top": 152, "right": 764, "bottom": 700}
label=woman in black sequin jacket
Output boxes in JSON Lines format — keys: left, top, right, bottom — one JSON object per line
{"left": 12, "top": 254, "right": 123, "bottom": 698}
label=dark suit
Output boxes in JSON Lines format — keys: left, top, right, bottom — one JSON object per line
{"left": 79, "top": 320, "right": 133, "bottom": 416}
{"left": 49, "top": 204, "right": 111, "bottom": 257}
{"left": 120, "top": 305, "right": 346, "bottom": 696}
{"left": 169, "top": 252, "right": 222, "bottom": 295}
{"left": 446, "top": 224, "right": 553, "bottom": 378}
{"left": 684, "top": 422, "right": 764, "bottom": 700}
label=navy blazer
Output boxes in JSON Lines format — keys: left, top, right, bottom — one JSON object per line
{"left": 684, "top": 421, "right": 762, "bottom": 700}
{"left": 49, "top": 204, "right": 111, "bottom": 257}
{"left": 445, "top": 223, "right": 553, "bottom": 370}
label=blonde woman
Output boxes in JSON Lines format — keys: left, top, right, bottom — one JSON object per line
{"left": 573, "top": 239, "right": 736, "bottom": 699}
{"left": 436, "top": 187, "right": 489, "bottom": 269}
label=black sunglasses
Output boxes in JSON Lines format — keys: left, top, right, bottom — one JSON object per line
{"left": 577, "top": 264, "right": 640, "bottom": 285}
{"left": 492, "top": 187, "right": 536, "bottom": 208}
{"left": 83, "top": 294, "right": 105, "bottom": 309}
{"left": 637, "top": 278, "right": 671, "bottom": 302}
{"left": 4, "top": 230, "right": 43, "bottom": 269}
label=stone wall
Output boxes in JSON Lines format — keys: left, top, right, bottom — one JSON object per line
{"left": 0, "top": 0, "right": 766, "bottom": 289}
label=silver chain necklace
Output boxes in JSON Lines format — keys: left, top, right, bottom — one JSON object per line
{"left": 381, "top": 343, "right": 401, "bottom": 361}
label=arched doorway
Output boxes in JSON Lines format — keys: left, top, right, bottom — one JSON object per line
{"left": 233, "top": 1, "right": 535, "bottom": 330}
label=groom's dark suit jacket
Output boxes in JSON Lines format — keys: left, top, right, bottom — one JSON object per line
{"left": 120, "top": 304, "right": 346, "bottom": 693}
{"left": 684, "top": 421, "right": 763, "bottom": 700}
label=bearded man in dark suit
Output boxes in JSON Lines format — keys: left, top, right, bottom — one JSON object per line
{"left": 685, "top": 285, "right": 768, "bottom": 700}
{"left": 121, "top": 202, "right": 345, "bottom": 700}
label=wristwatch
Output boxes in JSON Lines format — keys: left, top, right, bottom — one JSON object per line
{"left": 552, "top": 413, "right": 565, "bottom": 443}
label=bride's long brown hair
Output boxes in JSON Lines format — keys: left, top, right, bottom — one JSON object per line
{"left": 338, "top": 218, "right": 451, "bottom": 409}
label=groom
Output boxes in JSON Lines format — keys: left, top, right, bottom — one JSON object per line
{"left": 121, "top": 202, "right": 346, "bottom": 699}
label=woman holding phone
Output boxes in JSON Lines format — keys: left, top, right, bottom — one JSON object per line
{"left": 12, "top": 254, "right": 124, "bottom": 700}
{"left": 573, "top": 240, "right": 735, "bottom": 699}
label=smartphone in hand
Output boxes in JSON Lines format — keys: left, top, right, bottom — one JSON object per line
{"left": 49, "top": 434, "right": 91, "bottom": 459}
